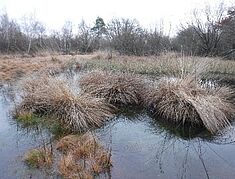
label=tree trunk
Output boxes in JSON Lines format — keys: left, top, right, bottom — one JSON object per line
{"left": 27, "top": 38, "right": 32, "bottom": 54}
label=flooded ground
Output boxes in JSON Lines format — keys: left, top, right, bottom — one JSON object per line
{"left": 0, "top": 85, "right": 58, "bottom": 179}
{"left": 1, "top": 83, "right": 235, "bottom": 179}
{"left": 96, "top": 114, "right": 235, "bottom": 179}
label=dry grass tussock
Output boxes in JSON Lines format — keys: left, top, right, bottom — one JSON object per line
{"left": 56, "top": 133, "right": 112, "bottom": 178}
{"left": 15, "top": 75, "right": 114, "bottom": 131}
{"left": 145, "top": 76, "right": 235, "bottom": 134}
{"left": 24, "top": 147, "right": 53, "bottom": 168}
{"left": 79, "top": 70, "right": 147, "bottom": 106}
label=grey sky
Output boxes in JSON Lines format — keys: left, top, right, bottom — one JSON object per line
{"left": 0, "top": 0, "right": 233, "bottom": 35}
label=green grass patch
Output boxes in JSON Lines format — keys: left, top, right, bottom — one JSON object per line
{"left": 16, "top": 112, "right": 41, "bottom": 127}
{"left": 24, "top": 147, "right": 53, "bottom": 168}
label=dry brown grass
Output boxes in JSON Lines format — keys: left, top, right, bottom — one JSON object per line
{"left": 0, "top": 55, "right": 83, "bottom": 82}
{"left": 57, "top": 133, "right": 112, "bottom": 178}
{"left": 15, "top": 75, "right": 114, "bottom": 131}
{"left": 90, "top": 50, "right": 116, "bottom": 60}
{"left": 79, "top": 70, "right": 147, "bottom": 106}
{"left": 0, "top": 55, "right": 58, "bottom": 82}
{"left": 1, "top": 53, "right": 235, "bottom": 83}
{"left": 24, "top": 147, "right": 53, "bottom": 168}
{"left": 58, "top": 153, "right": 94, "bottom": 179}
{"left": 81, "top": 53, "right": 235, "bottom": 78}
{"left": 145, "top": 76, "right": 235, "bottom": 134}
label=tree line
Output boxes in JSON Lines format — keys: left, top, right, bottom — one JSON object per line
{"left": 0, "top": 4, "right": 234, "bottom": 59}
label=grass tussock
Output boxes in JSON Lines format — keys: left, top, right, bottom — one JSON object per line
{"left": 15, "top": 111, "right": 40, "bottom": 127}
{"left": 145, "top": 76, "right": 235, "bottom": 134}
{"left": 24, "top": 147, "right": 53, "bottom": 168}
{"left": 79, "top": 71, "right": 147, "bottom": 106}
{"left": 15, "top": 75, "right": 114, "bottom": 132}
{"left": 57, "top": 133, "right": 112, "bottom": 178}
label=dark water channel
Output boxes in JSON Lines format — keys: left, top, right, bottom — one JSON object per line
{"left": 1, "top": 83, "right": 235, "bottom": 179}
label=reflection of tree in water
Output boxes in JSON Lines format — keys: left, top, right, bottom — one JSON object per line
{"left": 95, "top": 109, "right": 235, "bottom": 179}
{"left": 0, "top": 84, "right": 17, "bottom": 102}
{"left": 147, "top": 119, "right": 235, "bottom": 179}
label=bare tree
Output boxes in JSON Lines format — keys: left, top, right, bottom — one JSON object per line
{"left": 0, "top": 12, "right": 26, "bottom": 53}
{"left": 61, "top": 20, "right": 73, "bottom": 54}
{"left": 21, "top": 14, "right": 43, "bottom": 54}
{"left": 219, "top": 6, "right": 235, "bottom": 58}
{"left": 76, "top": 20, "right": 95, "bottom": 53}
{"left": 107, "top": 18, "right": 145, "bottom": 55}
{"left": 107, "top": 18, "right": 170, "bottom": 56}
{"left": 189, "top": 3, "right": 226, "bottom": 56}
{"left": 144, "top": 27, "right": 171, "bottom": 55}
{"left": 36, "top": 22, "right": 45, "bottom": 48}
{"left": 0, "top": 13, "right": 10, "bottom": 52}
{"left": 172, "top": 26, "right": 201, "bottom": 55}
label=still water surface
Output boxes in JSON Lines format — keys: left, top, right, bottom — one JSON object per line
{"left": 0, "top": 84, "right": 235, "bottom": 179}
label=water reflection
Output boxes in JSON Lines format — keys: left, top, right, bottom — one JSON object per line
{"left": 148, "top": 118, "right": 235, "bottom": 178}
{"left": 96, "top": 110, "right": 235, "bottom": 179}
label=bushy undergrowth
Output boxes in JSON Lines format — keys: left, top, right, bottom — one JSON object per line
{"left": 79, "top": 70, "right": 147, "bottom": 107}
{"left": 145, "top": 76, "right": 235, "bottom": 134}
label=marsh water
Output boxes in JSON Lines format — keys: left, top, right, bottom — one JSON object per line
{"left": 1, "top": 82, "right": 235, "bottom": 179}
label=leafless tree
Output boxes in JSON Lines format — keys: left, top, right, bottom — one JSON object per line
{"left": 107, "top": 18, "right": 145, "bottom": 55}
{"left": 21, "top": 14, "right": 43, "bottom": 54}
{"left": 76, "top": 20, "right": 95, "bottom": 53}
{"left": 190, "top": 3, "right": 226, "bottom": 56}
{"left": 219, "top": 6, "right": 235, "bottom": 58}
{"left": 0, "top": 13, "right": 10, "bottom": 52}
{"left": 61, "top": 20, "right": 73, "bottom": 54}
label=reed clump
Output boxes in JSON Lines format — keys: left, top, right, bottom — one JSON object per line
{"left": 57, "top": 133, "right": 112, "bottom": 178}
{"left": 145, "top": 76, "right": 234, "bottom": 134}
{"left": 15, "top": 75, "right": 114, "bottom": 132}
{"left": 79, "top": 71, "right": 146, "bottom": 107}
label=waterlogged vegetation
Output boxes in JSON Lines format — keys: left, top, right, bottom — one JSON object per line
{"left": 79, "top": 71, "right": 146, "bottom": 107}
{"left": 57, "top": 133, "right": 112, "bottom": 178}
{"left": 24, "top": 147, "right": 53, "bottom": 168}
{"left": 0, "top": 53, "right": 235, "bottom": 178}
{"left": 145, "top": 77, "right": 234, "bottom": 134}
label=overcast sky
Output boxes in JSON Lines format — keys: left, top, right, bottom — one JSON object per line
{"left": 0, "top": 0, "right": 233, "bottom": 35}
